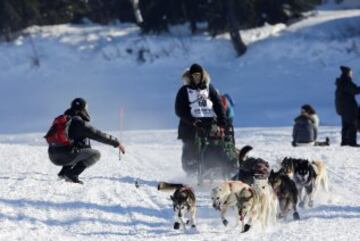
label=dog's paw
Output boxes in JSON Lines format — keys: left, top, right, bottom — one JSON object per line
{"left": 185, "top": 226, "right": 199, "bottom": 235}
{"left": 293, "top": 212, "right": 300, "bottom": 220}
{"left": 173, "top": 222, "right": 180, "bottom": 230}
{"left": 222, "top": 219, "right": 229, "bottom": 226}
{"left": 186, "top": 220, "right": 190, "bottom": 225}
{"left": 299, "top": 201, "right": 305, "bottom": 208}
{"left": 242, "top": 224, "right": 251, "bottom": 233}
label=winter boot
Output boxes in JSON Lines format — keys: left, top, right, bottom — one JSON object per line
{"left": 63, "top": 161, "right": 87, "bottom": 184}
{"left": 325, "top": 137, "right": 330, "bottom": 146}
{"left": 58, "top": 165, "right": 72, "bottom": 179}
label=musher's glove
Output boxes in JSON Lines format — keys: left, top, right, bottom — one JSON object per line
{"left": 219, "top": 127, "right": 225, "bottom": 139}
{"left": 193, "top": 119, "right": 203, "bottom": 128}
{"left": 118, "top": 143, "right": 125, "bottom": 154}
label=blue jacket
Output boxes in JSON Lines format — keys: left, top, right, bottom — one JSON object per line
{"left": 292, "top": 114, "right": 317, "bottom": 144}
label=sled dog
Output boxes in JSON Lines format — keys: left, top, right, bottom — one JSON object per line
{"left": 268, "top": 169, "right": 300, "bottom": 220}
{"left": 211, "top": 180, "right": 277, "bottom": 232}
{"left": 235, "top": 179, "right": 278, "bottom": 232}
{"left": 280, "top": 158, "right": 328, "bottom": 207}
{"left": 211, "top": 181, "right": 250, "bottom": 228}
{"left": 232, "top": 145, "right": 270, "bottom": 184}
{"left": 158, "top": 182, "right": 196, "bottom": 230}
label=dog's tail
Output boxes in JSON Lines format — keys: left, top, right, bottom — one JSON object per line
{"left": 157, "top": 182, "right": 184, "bottom": 191}
{"left": 239, "top": 145, "right": 253, "bottom": 162}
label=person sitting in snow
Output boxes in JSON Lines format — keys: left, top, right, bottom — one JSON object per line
{"left": 292, "top": 104, "right": 329, "bottom": 147}
{"left": 45, "top": 98, "right": 125, "bottom": 184}
{"left": 175, "top": 63, "right": 226, "bottom": 174}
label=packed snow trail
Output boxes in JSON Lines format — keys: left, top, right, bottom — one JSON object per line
{"left": 0, "top": 127, "right": 359, "bottom": 241}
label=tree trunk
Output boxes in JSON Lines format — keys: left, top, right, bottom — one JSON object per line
{"left": 225, "top": 0, "right": 247, "bottom": 57}
{"left": 130, "top": 0, "right": 143, "bottom": 26}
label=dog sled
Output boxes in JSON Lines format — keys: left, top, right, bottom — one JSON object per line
{"left": 192, "top": 121, "right": 270, "bottom": 185}
{"left": 194, "top": 123, "right": 239, "bottom": 185}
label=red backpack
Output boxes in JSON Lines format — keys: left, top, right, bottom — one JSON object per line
{"left": 221, "top": 95, "right": 228, "bottom": 110}
{"left": 45, "top": 115, "right": 73, "bottom": 145}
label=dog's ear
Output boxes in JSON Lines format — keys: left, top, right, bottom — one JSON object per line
{"left": 270, "top": 169, "right": 274, "bottom": 175}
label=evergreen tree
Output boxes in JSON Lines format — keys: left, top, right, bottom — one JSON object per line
{"left": 0, "top": 0, "right": 22, "bottom": 40}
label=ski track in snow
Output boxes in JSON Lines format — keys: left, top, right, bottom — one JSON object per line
{"left": 0, "top": 127, "right": 360, "bottom": 241}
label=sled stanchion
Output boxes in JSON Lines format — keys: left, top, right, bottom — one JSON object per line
{"left": 196, "top": 128, "right": 210, "bottom": 186}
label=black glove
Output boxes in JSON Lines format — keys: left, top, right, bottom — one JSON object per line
{"left": 193, "top": 119, "right": 203, "bottom": 128}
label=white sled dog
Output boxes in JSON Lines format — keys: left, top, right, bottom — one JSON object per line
{"left": 211, "top": 181, "right": 249, "bottom": 228}
{"left": 211, "top": 180, "right": 277, "bottom": 232}
{"left": 158, "top": 182, "right": 196, "bottom": 230}
{"left": 236, "top": 179, "right": 278, "bottom": 231}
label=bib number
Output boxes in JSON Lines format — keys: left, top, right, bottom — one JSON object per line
{"left": 187, "top": 88, "right": 215, "bottom": 118}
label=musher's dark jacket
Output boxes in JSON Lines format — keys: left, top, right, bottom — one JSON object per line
{"left": 175, "top": 68, "right": 226, "bottom": 141}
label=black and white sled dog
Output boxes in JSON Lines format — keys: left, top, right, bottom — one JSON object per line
{"left": 211, "top": 180, "right": 278, "bottom": 232}
{"left": 268, "top": 169, "right": 300, "bottom": 220}
{"left": 280, "top": 158, "right": 328, "bottom": 208}
{"left": 158, "top": 182, "right": 196, "bottom": 230}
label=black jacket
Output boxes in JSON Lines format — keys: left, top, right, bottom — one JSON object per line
{"left": 49, "top": 109, "right": 119, "bottom": 155}
{"left": 292, "top": 114, "right": 317, "bottom": 144}
{"left": 175, "top": 69, "right": 226, "bottom": 141}
{"left": 335, "top": 75, "right": 360, "bottom": 120}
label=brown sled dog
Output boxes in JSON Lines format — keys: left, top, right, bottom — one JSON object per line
{"left": 158, "top": 182, "right": 196, "bottom": 230}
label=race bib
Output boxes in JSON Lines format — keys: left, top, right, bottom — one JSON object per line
{"left": 187, "top": 88, "right": 215, "bottom": 118}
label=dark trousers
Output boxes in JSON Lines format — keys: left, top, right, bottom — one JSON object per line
{"left": 181, "top": 140, "right": 197, "bottom": 173}
{"left": 49, "top": 147, "right": 101, "bottom": 168}
{"left": 341, "top": 116, "right": 358, "bottom": 145}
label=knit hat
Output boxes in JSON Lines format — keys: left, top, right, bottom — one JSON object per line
{"left": 189, "top": 63, "right": 203, "bottom": 74}
{"left": 70, "top": 98, "right": 90, "bottom": 122}
{"left": 301, "top": 104, "right": 316, "bottom": 115}
{"left": 340, "top": 65, "right": 351, "bottom": 74}
{"left": 71, "top": 98, "right": 87, "bottom": 111}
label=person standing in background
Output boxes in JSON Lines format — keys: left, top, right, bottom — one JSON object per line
{"left": 335, "top": 66, "right": 360, "bottom": 147}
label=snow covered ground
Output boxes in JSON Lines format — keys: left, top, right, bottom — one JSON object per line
{"left": 0, "top": 2, "right": 360, "bottom": 133}
{"left": 0, "top": 127, "right": 359, "bottom": 241}
{"left": 1, "top": 3, "right": 360, "bottom": 239}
